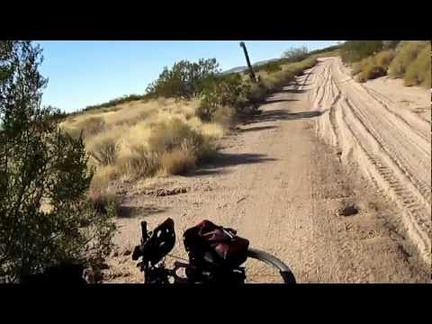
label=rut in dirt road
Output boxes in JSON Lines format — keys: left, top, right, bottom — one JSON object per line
{"left": 308, "top": 57, "right": 431, "bottom": 266}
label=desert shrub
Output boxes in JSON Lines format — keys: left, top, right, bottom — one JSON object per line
{"left": 160, "top": 146, "right": 197, "bottom": 175}
{"left": 284, "top": 57, "right": 317, "bottom": 77}
{"left": 90, "top": 165, "right": 119, "bottom": 193}
{"left": 301, "top": 57, "right": 318, "bottom": 69}
{"left": 352, "top": 50, "right": 395, "bottom": 81}
{"left": 74, "top": 116, "right": 106, "bottom": 139}
{"left": 276, "top": 70, "right": 296, "bottom": 84}
{"left": 388, "top": 41, "right": 429, "bottom": 78}
{"left": 212, "top": 106, "right": 234, "bottom": 129}
{"left": 198, "top": 73, "right": 250, "bottom": 120}
{"left": 374, "top": 50, "right": 395, "bottom": 70}
{"left": 244, "top": 69, "right": 297, "bottom": 105}
{"left": 195, "top": 139, "right": 219, "bottom": 163}
{"left": 340, "top": 41, "right": 384, "bottom": 63}
{"left": 357, "top": 63, "right": 386, "bottom": 82}
{"left": 116, "top": 146, "right": 159, "bottom": 179}
{"left": 0, "top": 41, "right": 116, "bottom": 282}
{"left": 196, "top": 103, "right": 217, "bottom": 122}
{"left": 87, "top": 132, "right": 119, "bottom": 166}
{"left": 282, "top": 46, "right": 309, "bottom": 62}
{"left": 352, "top": 60, "right": 368, "bottom": 76}
{"left": 212, "top": 74, "right": 250, "bottom": 108}
{"left": 255, "top": 61, "right": 283, "bottom": 73}
{"left": 146, "top": 58, "right": 220, "bottom": 99}
{"left": 148, "top": 118, "right": 204, "bottom": 154}
{"left": 149, "top": 117, "right": 218, "bottom": 172}
{"left": 246, "top": 82, "right": 269, "bottom": 104}
{"left": 404, "top": 43, "right": 431, "bottom": 87}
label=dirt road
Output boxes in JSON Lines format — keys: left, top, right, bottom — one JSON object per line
{"left": 310, "top": 57, "right": 431, "bottom": 266}
{"left": 106, "top": 58, "right": 430, "bottom": 283}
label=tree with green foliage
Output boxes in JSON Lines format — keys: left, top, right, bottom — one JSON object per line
{"left": 145, "top": 58, "right": 220, "bottom": 99}
{"left": 0, "top": 41, "right": 116, "bottom": 283}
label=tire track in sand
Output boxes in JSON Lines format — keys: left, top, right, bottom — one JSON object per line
{"left": 309, "top": 57, "right": 431, "bottom": 266}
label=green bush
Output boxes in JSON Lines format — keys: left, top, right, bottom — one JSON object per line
{"left": 268, "top": 70, "right": 296, "bottom": 89}
{"left": 246, "top": 81, "right": 270, "bottom": 105}
{"left": 388, "top": 41, "right": 429, "bottom": 78}
{"left": 198, "top": 73, "right": 251, "bottom": 120}
{"left": 297, "top": 57, "right": 317, "bottom": 69}
{"left": 374, "top": 50, "right": 395, "bottom": 70}
{"left": 340, "top": 41, "right": 384, "bottom": 63}
{"left": 351, "top": 50, "right": 394, "bottom": 81}
{"left": 0, "top": 41, "right": 116, "bottom": 282}
{"left": 404, "top": 43, "right": 431, "bottom": 87}
{"left": 357, "top": 63, "right": 386, "bottom": 82}
{"left": 145, "top": 58, "right": 220, "bottom": 99}
{"left": 255, "top": 61, "right": 282, "bottom": 73}
{"left": 196, "top": 103, "right": 218, "bottom": 122}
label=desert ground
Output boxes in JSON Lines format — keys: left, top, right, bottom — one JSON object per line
{"left": 104, "top": 57, "right": 431, "bottom": 283}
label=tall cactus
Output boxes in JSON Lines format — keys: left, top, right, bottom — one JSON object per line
{"left": 240, "top": 42, "right": 257, "bottom": 82}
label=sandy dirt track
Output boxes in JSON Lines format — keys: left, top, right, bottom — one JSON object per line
{"left": 105, "top": 58, "right": 430, "bottom": 283}
{"left": 310, "top": 58, "right": 431, "bottom": 266}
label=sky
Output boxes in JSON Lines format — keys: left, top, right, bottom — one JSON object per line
{"left": 37, "top": 41, "right": 340, "bottom": 112}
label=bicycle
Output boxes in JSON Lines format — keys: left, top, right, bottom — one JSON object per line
{"left": 131, "top": 217, "right": 296, "bottom": 284}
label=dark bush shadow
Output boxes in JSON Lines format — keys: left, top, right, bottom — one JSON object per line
{"left": 284, "top": 110, "right": 324, "bottom": 120}
{"left": 240, "top": 125, "right": 277, "bottom": 133}
{"left": 245, "top": 109, "right": 325, "bottom": 124}
{"left": 190, "top": 153, "right": 277, "bottom": 177}
{"left": 265, "top": 98, "right": 299, "bottom": 104}
{"left": 208, "top": 152, "right": 276, "bottom": 168}
{"left": 279, "top": 88, "right": 308, "bottom": 94}
{"left": 191, "top": 169, "right": 228, "bottom": 177}
{"left": 117, "top": 205, "right": 168, "bottom": 218}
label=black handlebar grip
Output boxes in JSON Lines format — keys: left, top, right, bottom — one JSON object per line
{"left": 132, "top": 245, "right": 141, "bottom": 261}
{"left": 141, "top": 221, "right": 147, "bottom": 242}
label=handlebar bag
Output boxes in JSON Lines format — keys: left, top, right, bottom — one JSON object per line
{"left": 183, "top": 220, "right": 249, "bottom": 268}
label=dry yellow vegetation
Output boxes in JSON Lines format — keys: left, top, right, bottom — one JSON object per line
{"left": 61, "top": 98, "right": 226, "bottom": 193}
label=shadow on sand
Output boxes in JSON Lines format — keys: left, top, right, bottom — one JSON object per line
{"left": 189, "top": 153, "right": 276, "bottom": 177}
{"left": 117, "top": 205, "right": 169, "bottom": 218}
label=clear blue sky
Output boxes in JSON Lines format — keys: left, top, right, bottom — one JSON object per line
{"left": 37, "top": 41, "right": 340, "bottom": 112}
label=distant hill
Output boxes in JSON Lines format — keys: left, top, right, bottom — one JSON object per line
{"left": 222, "top": 66, "right": 248, "bottom": 74}
{"left": 253, "top": 58, "right": 280, "bottom": 67}
{"left": 222, "top": 58, "right": 279, "bottom": 74}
